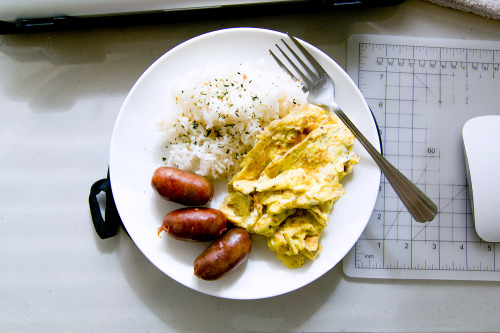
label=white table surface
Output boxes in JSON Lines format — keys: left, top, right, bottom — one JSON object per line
{"left": 1, "top": 1, "right": 500, "bottom": 332}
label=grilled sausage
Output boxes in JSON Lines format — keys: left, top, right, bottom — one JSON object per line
{"left": 157, "top": 207, "right": 227, "bottom": 241}
{"left": 193, "top": 228, "right": 252, "bottom": 280}
{"left": 151, "top": 166, "right": 214, "bottom": 206}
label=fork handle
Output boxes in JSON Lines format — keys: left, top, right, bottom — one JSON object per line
{"left": 329, "top": 105, "right": 438, "bottom": 223}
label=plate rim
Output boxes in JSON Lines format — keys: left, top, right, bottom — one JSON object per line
{"left": 109, "top": 27, "right": 381, "bottom": 300}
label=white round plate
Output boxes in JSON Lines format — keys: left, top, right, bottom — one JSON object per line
{"left": 109, "top": 28, "right": 380, "bottom": 300}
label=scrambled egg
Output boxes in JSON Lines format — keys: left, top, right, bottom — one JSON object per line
{"left": 220, "top": 104, "right": 359, "bottom": 268}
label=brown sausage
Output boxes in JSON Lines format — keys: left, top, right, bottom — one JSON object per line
{"left": 151, "top": 166, "right": 214, "bottom": 206}
{"left": 158, "top": 207, "right": 227, "bottom": 241}
{"left": 193, "top": 228, "right": 252, "bottom": 280}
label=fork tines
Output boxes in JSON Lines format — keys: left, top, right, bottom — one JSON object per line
{"left": 269, "top": 33, "right": 327, "bottom": 91}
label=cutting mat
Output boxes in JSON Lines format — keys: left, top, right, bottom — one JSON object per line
{"left": 343, "top": 34, "right": 500, "bottom": 281}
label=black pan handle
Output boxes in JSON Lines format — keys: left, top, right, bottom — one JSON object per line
{"left": 89, "top": 170, "right": 122, "bottom": 239}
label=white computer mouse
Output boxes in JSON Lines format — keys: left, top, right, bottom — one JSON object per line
{"left": 462, "top": 115, "right": 500, "bottom": 243}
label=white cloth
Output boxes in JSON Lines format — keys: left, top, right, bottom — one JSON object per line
{"left": 425, "top": 0, "right": 500, "bottom": 19}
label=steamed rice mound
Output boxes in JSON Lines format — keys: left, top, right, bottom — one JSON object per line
{"left": 160, "top": 63, "right": 308, "bottom": 180}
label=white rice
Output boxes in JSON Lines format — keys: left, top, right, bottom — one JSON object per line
{"left": 160, "top": 62, "right": 307, "bottom": 180}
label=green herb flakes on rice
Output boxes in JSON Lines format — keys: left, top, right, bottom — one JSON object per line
{"left": 160, "top": 62, "right": 307, "bottom": 180}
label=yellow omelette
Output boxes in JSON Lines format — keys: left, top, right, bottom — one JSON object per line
{"left": 220, "top": 104, "right": 359, "bottom": 268}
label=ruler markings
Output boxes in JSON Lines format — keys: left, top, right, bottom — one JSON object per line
{"left": 344, "top": 35, "right": 500, "bottom": 280}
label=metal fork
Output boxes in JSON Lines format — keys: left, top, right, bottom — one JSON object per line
{"left": 270, "top": 33, "right": 438, "bottom": 223}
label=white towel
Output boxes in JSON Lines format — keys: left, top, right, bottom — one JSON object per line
{"left": 424, "top": 0, "right": 500, "bottom": 19}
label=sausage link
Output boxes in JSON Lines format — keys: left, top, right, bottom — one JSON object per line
{"left": 151, "top": 166, "right": 214, "bottom": 206}
{"left": 158, "top": 207, "right": 227, "bottom": 241}
{"left": 193, "top": 228, "right": 252, "bottom": 280}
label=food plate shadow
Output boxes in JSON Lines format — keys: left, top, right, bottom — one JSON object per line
{"left": 116, "top": 232, "right": 341, "bottom": 331}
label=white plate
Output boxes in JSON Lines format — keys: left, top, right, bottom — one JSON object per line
{"left": 109, "top": 28, "right": 381, "bottom": 300}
